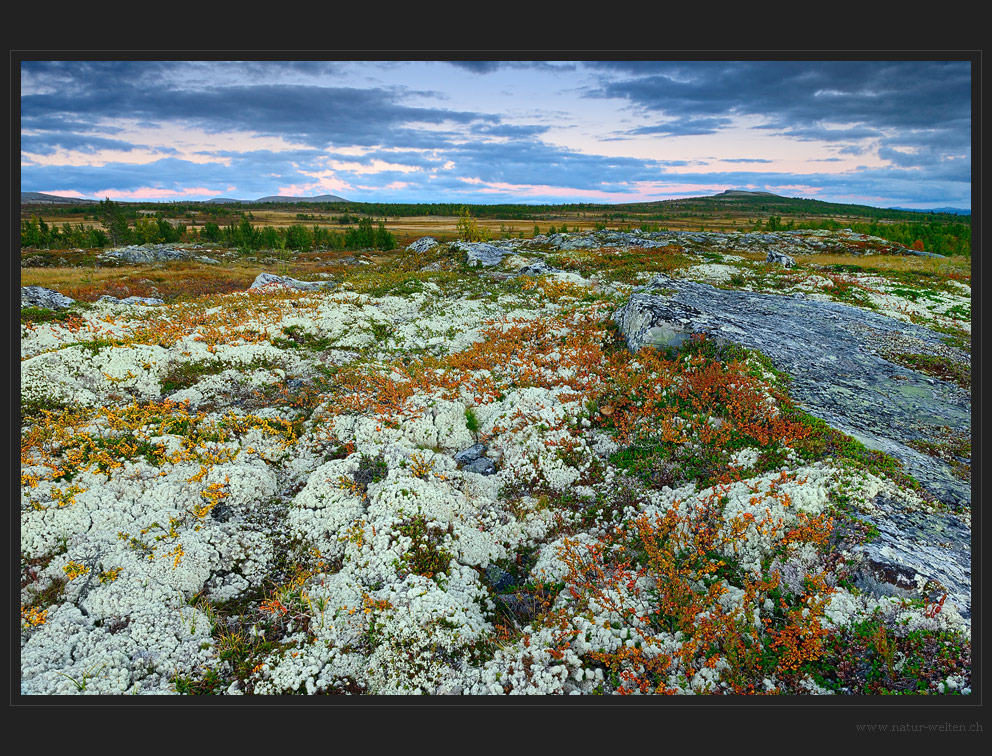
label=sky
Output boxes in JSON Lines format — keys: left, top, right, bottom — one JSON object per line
{"left": 19, "top": 59, "right": 973, "bottom": 209}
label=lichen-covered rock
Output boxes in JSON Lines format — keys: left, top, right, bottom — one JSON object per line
{"left": 517, "top": 261, "right": 564, "bottom": 276}
{"left": 407, "top": 236, "right": 439, "bottom": 253}
{"left": 453, "top": 241, "right": 513, "bottom": 267}
{"left": 100, "top": 245, "right": 193, "bottom": 264}
{"left": 21, "top": 286, "right": 75, "bottom": 310}
{"left": 97, "top": 295, "right": 165, "bottom": 306}
{"left": 248, "top": 273, "right": 336, "bottom": 291}
{"left": 766, "top": 249, "right": 795, "bottom": 268}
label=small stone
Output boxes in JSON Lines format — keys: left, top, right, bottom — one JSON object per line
{"left": 463, "top": 457, "right": 496, "bottom": 475}
{"left": 453, "top": 443, "right": 487, "bottom": 464}
{"left": 484, "top": 565, "right": 514, "bottom": 592}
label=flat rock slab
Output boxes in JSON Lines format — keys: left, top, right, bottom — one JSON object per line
{"left": 614, "top": 275, "right": 971, "bottom": 508}
{"left": 853, "top": 494, "right": 971, "bottom": 618}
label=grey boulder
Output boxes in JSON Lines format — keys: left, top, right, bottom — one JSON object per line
{"left": 453, "top": 241, "right": 512, "bottom": 267}
{"left": 21, "top": 286, "right": 75, "bottom": 310}
{"left": 249, "top": 273, "right": 336, "bottom": 292}
{"left": 766, "top": 249, "right": 796, "bottom": 268}
{"left": 407, "top": 236, "right": 439, "bottom": 253}
{"left": 453, "top": 443, "right": 487, "bottom": 464}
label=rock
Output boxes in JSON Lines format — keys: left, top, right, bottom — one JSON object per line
{"left": 407, "top": 236, "right": 439, "bottom": 253}
{"left": 210, "top": 504, "right": 233, "bottom": 523}
{"left": 517, "top": 261, "right": 564, "bottom": 276}
{"left": 195, "top": 256, "right": 219, "bottom": 265}
{"left": 248, "top": 273, "right": 336, "bottom": 292}
{"left": 766, "top": 249, "right": 795, "bottom": 268}
{"left": 613, "top": 275, "right": 971, "bottom": 508}
{"left": 463, "top": 457, "right": 496, "bottom": 475}
{"left": 97, "top": 295, "right": 165, "bottom": 306}
{"left": 454, "top": 241, "right": 512, "bottom": 267}
{"left": 901, "top": 247, "right": 946, "bottom": 259}
{"left": 100, "top": 244, "right": 192, "bottom": 264}
{"left": 453, "top": 443, "right": 487, "bottom": 464}
{"left": 850, "top": 494, "right": 971, "bottom": 619}
{"left": 484, "top": 565, "right": 515, "bottom": 592}
{"left": 21, "top": 286, "right": 75, "bottom": 310}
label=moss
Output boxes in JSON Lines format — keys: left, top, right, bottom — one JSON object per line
{"left": 889, "top": 353, "right": 970, "bottom": 390}
{"left": 21, "top": 306, "right": 83, "bottom": 324}
{"left": 160, "top": 359, "right": 228, "bottom": 392}
{"left": 271, "top": 324, "right": 338, "bottom": 352}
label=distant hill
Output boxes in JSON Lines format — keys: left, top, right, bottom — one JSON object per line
{"left": 253, "top": 194, "right": 352, "bottom": 203}
{"left": 23, "top": 192, "right": 352, "bottom": 206}
{"left": 202, "top": 194, "right": 352, "bottom": 204}
{"left": 712, "top": 189, "right": 781, "bottom": 198}
{"left": 21, "top": 192, "right": 97, "bottom": 205}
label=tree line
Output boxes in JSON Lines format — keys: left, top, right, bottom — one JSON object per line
{"left": 784, "top": 217, "right": 971, "bottom": 256}
{"left": 21, "top": 199, "right": 396, "bottom": 253}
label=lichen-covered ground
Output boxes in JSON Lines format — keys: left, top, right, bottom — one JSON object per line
{"left": 20, "top": 231, "right": 971, "bottom": 695}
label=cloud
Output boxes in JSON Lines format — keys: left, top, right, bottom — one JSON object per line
{"left": 470, "top": 123, "right": 552, "bottom": 138}
{"left": 22, "top": 69, "right": 497, "bottom": 150}
{"left": 18, "top": 60, "right": 972, "bottom": 209}
{"left": 447, "top": 61, "right": 504, "bottom": 74}
{"left": 586, "top": 60, "right": 970, "bottom": 152}
{"left": 627, "top": 116, "right": 733, "bottom": 137}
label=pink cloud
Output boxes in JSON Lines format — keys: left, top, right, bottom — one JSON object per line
{"left": 454, "top": 178, "right": 735, "bottom": 202}
{"left": 280, "top": 174, "right": 353, "bottom": 195}
{"left": 99, "top": 186, "right": 221, "bottom": 200}
{"left": 356, "top": 181, "right": 410, "bottom": 191}
{"left": 765, "top": 184, "right": 824, "bottom": 195}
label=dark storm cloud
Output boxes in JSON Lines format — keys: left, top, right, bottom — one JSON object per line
{"left": 441, "top": 140, "right": 667, "bottom": 188}
{"left": 444, "top": 61, "right": 575, "bottom": 74}
{"left": 447, "top": 61, "right": 504, "bottom": 74}
{"left": 21, "top": 157, "right": 247, "bottom": 195}
{"left": 586, "top": 60, "right": 970, "bottom": 141}
{"left": 21, "top": 132, "right": 141, "bottom": 155}
{"left": 22, "top": 61, "right": 497, "bottom": 149}
{"left": 763, "top": 124, "right": 884, "bottom": 142}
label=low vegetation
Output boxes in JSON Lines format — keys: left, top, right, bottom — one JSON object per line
{"left": 19, "top": 205, "right": 970, "bottom": 696}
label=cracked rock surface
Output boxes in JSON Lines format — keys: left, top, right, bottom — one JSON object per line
{"left": 614, "top": 274, "right": 971, "bottom": 508}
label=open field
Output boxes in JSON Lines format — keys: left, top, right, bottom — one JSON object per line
{"left": 22, "top": 190, "right": 972, "bottom": 253}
